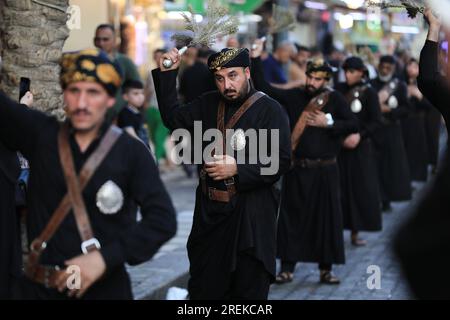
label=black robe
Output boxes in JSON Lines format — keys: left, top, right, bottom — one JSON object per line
{"left": 251, "top": 57, "right": 358, "bottom": 265}
{"left": 394, "top": 39, "right": 450, "bottom": 299}
{"left": 418, "top": 40, "right": 450, "bottom": 137}
{"left": 152, "top": 68, "right": 291, "bottom": 299}
{"left": 425, "top": 106, "right": 442, "bottom": 166}
{"left": 401, "top": 88, "right": 433, "bottom": 181}
{"left": 335, "top": 82, "right": 382, "bottom": 232}
{"left": 0, "top": 142, "right": 21, "bottom": 299}
{"left": 370, "top": 77, "right": 412, "bottom": 202}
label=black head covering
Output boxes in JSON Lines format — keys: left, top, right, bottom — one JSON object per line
{"left": 342, "top": 56, "right": 367, "bottom": 71}
{"left": 379, "top": 55, "right": 396, "bottom": 65}
{"left": 207, "top": 48, "right": 250, "bottom": 72}
{"left": 60, "top": 48, "right": 122, "bottom": 97}
{"left": 306, "top": 58, "right": 333, "bottom": 79}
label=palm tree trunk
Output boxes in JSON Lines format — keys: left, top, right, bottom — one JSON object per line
{"left": 0, "top": 0, "right": 70, "bottom": 117}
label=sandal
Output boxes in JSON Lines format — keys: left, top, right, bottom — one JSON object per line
{"left": 351, "top": 237, "right": 367, "bottom": 247}
{"left": 275, "top": 272, "right": 294, "bottom": 284}
{"left": 320, "top": 271, "right": 340, "bottom": 285}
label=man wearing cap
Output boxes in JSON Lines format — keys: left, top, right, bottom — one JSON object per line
{"left": 370, "top": 55, "right": 412, "bottom": 212}
{"left": 335, "top": 56, "right": 383, "bottom": 247}
{"left": 0, "top": 49, "right": 176, "bottom": 299}
{"left": 251, "top": 41, "right": 358, "bottom": 285}
{"left": 153, "top": 47, "right": 291, "bottom": 299}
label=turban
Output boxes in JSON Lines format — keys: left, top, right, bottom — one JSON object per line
{"left": 306, "top": 58, "right": 334, "bottom": 79}
{"left": 60, "top": 48, "right": 122, "bottom": 97}
{"left": 207, "top": 48, "right": 250, "bottom": 72}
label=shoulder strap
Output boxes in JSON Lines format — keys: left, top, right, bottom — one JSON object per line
{"left": 27, "top": 124, "right": 122, "bottom": 273}
{"left": 216, "top": 91, "right": 265, "bottom": 153}
{"left": 291, "top": 90, "right": 331, "bottom": 152}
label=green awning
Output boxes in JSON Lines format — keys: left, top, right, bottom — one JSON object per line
{"left": 167, "top": 0, "right": 265, "bottom": 14}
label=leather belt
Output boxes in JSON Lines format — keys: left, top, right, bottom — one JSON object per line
{"left": 27, "top": 264, "right": 65, "bottom": 289}
{"left": 293, "top": 157, "right": 337, "bottom": 169}
{"left": 200, "top": 169, "right": 236, "bottom": 203}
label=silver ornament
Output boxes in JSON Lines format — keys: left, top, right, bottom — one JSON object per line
{"left": 96, "top": 180, "right": 124, "bottom": 215}
{"left": 351, "top": 99, "right": 362, "bottom": 113}
{"left": 230, "top": 129, "right": 246, "bottom": 151}
{"left": 388, "top": 95, "right": 398, "bottom": 109}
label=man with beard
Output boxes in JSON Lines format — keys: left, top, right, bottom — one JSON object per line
{"left": 0, "top": 49, "right": 176, "bottom": 299}
{"left": 152, "top": 47, "right": 291, "bottom": 299}
{"left": 370, "top": 55, "right": 412, "bottom": 212}
{"left": 250, "top": 40, "right": 358, "bottom": 285}
{"left": 335, "top": 57, "right": 383, "bottom": 246}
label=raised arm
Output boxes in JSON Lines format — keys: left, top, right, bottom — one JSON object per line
{"left": 250, "top": 40, "right": 295, "bottom": 107}
{"left": 418, "top": 8, "right": 450, "bottom": 113}
{"left": 151, "top": 48, "right": 204, "bottom": 131}
{"left": 0, "top": 91, "right": 52, "bottom": 159}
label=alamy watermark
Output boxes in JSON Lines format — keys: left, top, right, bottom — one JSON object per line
{"left": 367, "top": 265, "right": 381, "bottom": 290}
{"left": 170, "top": 121, "right": 281, "bottom": 176}
{"left": 67, "top": 5, "right": 81, "bottom": 30}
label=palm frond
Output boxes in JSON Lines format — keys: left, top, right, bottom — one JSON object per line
{"left": 170, "top": 0, "right": 240, "bottom": 48}
{"left": 366, "top": 0, "right": 425, "bottom": 18}
{"left": 268, "top": 4, "right": 296, "bottom": 34}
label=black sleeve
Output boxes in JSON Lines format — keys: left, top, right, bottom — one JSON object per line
{"left": 329, "top": 91, "right": 359, "bottom": 136}
{"left": 151, "top": 68, "right": 204, "bottom": 131}
{"left": 360, "top": 88, "right": 382, "bottom": 140}
{"left": 418, "top": 40, "right": 450, "bottom": 114}
{"left": 117, "top": 109, "right": 137, "bottom": 129}
{"left": 100, "top": 140, "right": 177, "bottom": 268}
{"left": 236, "top": 100, "right": 291, "bottom": 192}
{"left": 250, "top": 57, "right": 296, "bottom": 108}
{"left": 0, "top": 91, "right": 52, "bottom": 159}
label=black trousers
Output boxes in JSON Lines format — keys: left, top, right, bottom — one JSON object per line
{"left": 280, "top": 261, "right": 332, "bottom": 273}
{"left": 189, "top": 251, "right": 271, "bottom": 300}
{"left": 12, "top": 266, "right": 133, "bottom": 300}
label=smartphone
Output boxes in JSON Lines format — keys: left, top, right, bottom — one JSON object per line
{"left": 19, "top": 77, "right": 31, "bottom": 102}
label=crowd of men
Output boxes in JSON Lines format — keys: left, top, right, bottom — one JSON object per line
{"left": 0, "top": 8, "right": 448, "bottom": 300}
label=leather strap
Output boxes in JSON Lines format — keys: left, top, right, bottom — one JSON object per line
{"left": 58, "top": 124, "right": 96, "bottom": 253}
{"left": 26, "top": 124, "right": 122, "bottom": 281}
{"left": 291, "top": 89, "right": 331, "bottom": 152}
{"left": 205, "top": 91, "right": 265, "bottom": 199}
{"left": 216, "top": 91, "right": 266, "bottom": 154}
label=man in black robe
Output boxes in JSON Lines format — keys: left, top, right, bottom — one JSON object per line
{"left": 401, "top": 58, "right": 434, "bottom": 182}
{"left": 370, "top": 56, "right": 412, "bottom": 212}
{"left": 335, "top": 57, "right": 383, "bottom": 246}
{"left": 0, "top": 142, "right": 21, "bottom": 299}
{"left": 152, "top": 47, "right": 291, "bottom": 299}
{"left": 250, "top": 40, "right": 358, "bottom": 285}
{"left": 394, "top": 8, "right": 450, "bottom": 299}
{"left": 0, "top": 49, "right": 176, "bottom": 299}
